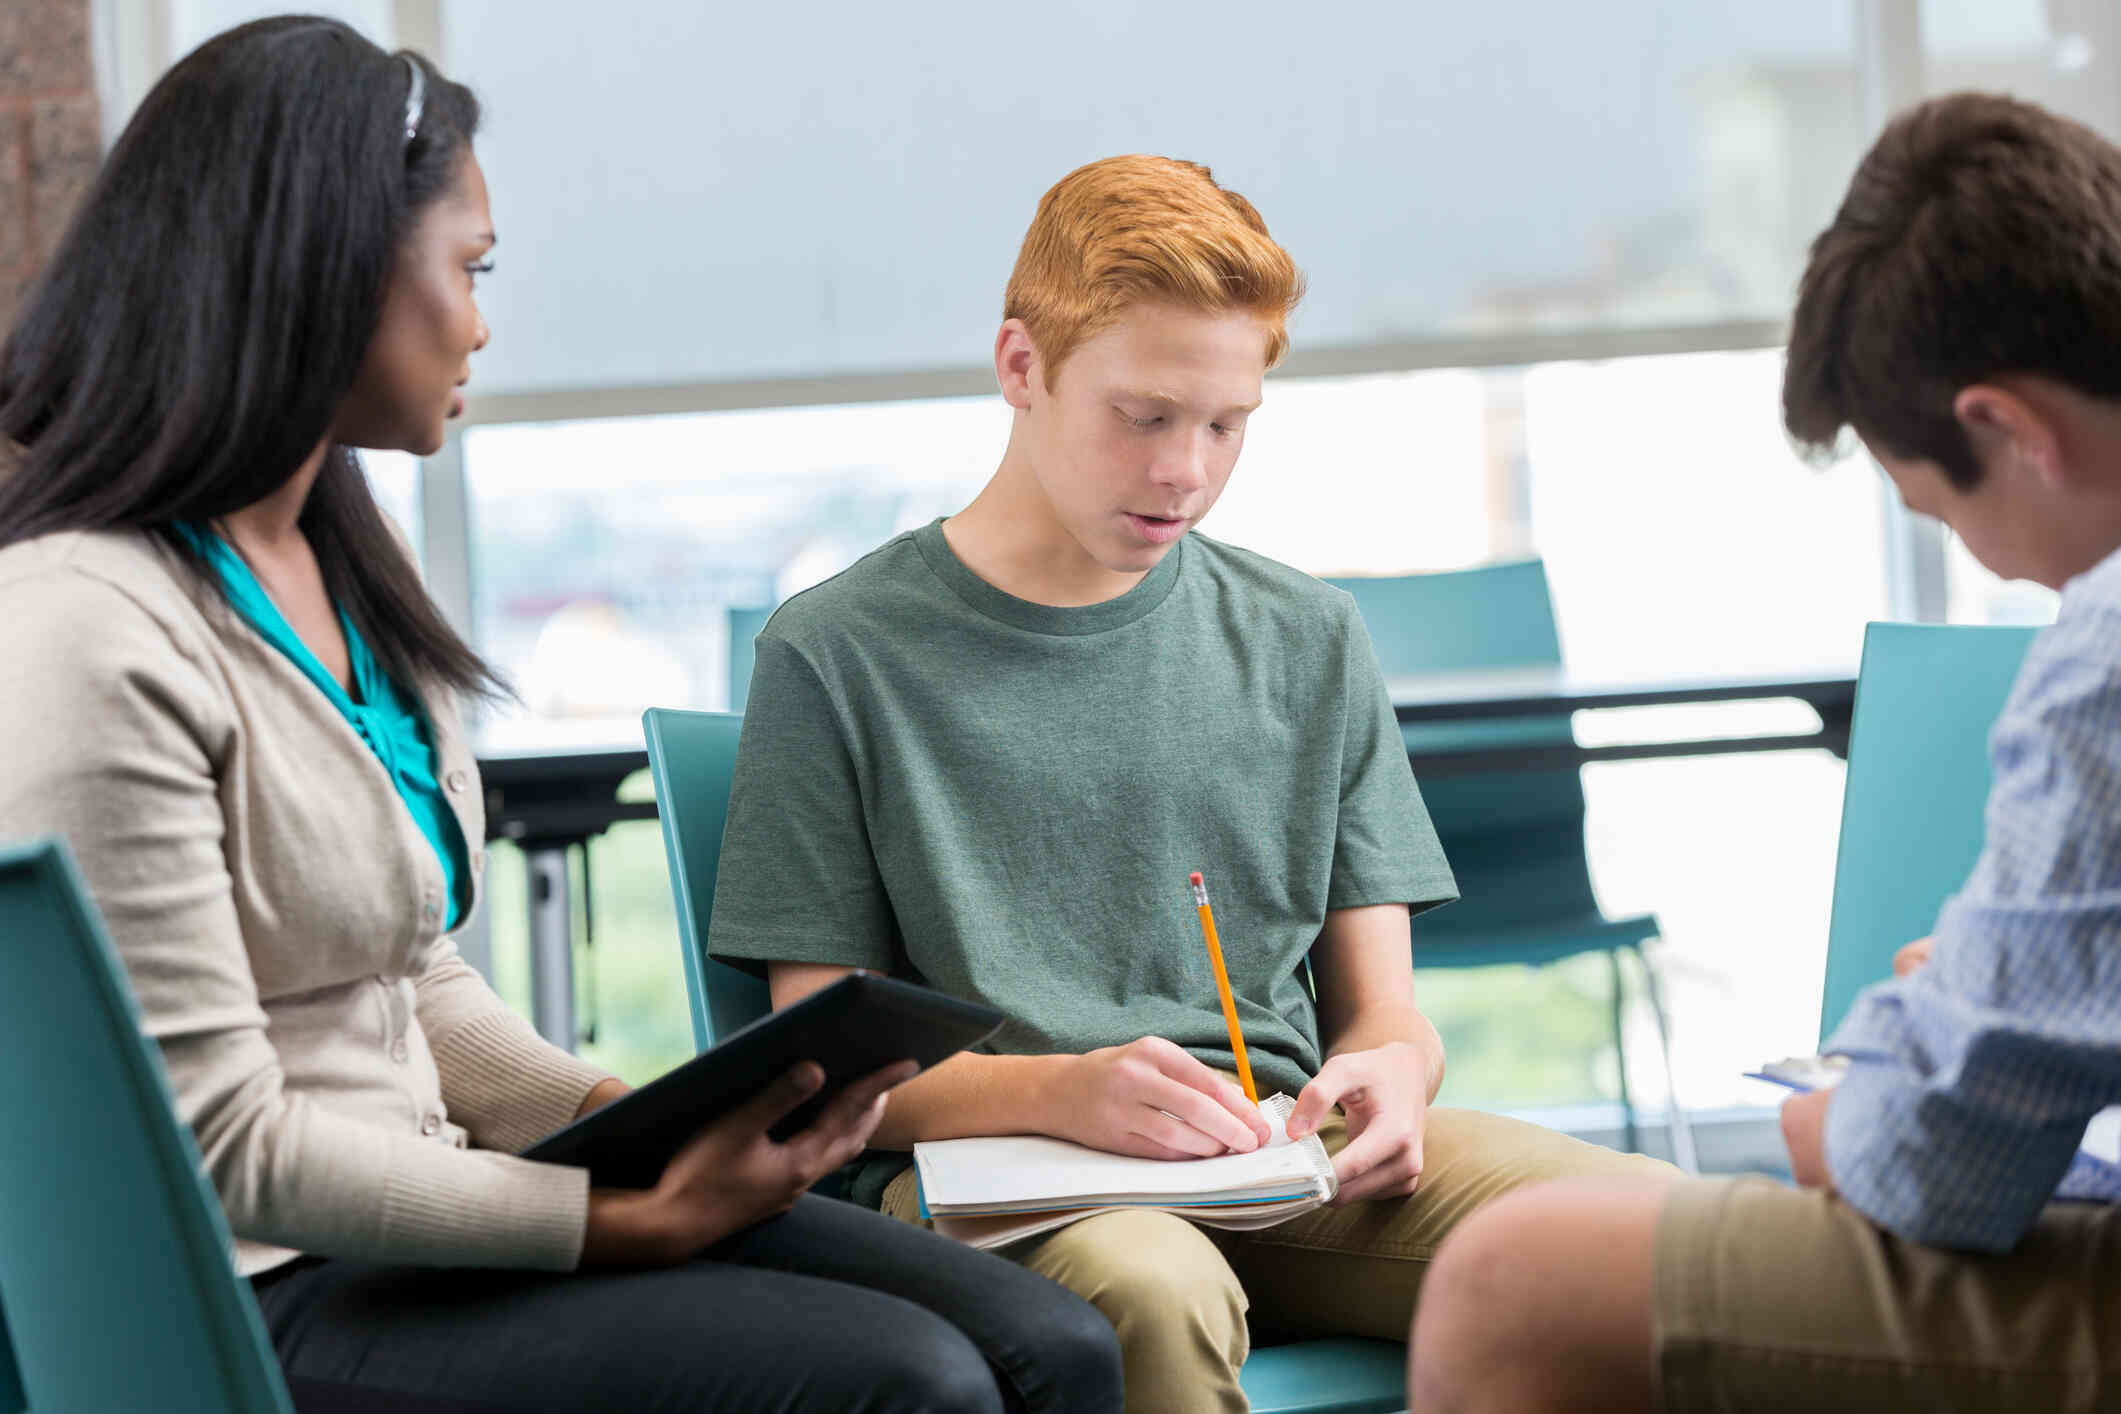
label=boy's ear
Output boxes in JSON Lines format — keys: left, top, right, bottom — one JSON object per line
{"left": 994, "top": 319, "right": 1041, "bottom": 411}
{"left": 1953, "top": 383, "right": 2066, "bottom": 490}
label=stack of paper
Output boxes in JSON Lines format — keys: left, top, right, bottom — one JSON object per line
{"left": 1743, "top": 1053, "right": 1851, "bottom": 1093}
{"left": 914, "top": 1093, "right": 1338, "bottom": 1250}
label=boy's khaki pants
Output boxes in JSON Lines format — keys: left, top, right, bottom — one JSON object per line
{"left": 884, "top": 1104, "right": 1671, "bottom": 1414}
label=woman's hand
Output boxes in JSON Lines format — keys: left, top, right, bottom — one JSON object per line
{"left": 575, "top": 1077, "right": 630, "bottom": 1118}
{"left": 1040, "top": 1036, "right": 1272, "bottom": 1160}
{"left": 580, "top": 1058, "right": 914, "bottom": 1267}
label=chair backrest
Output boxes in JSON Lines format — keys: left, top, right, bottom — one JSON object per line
{"left": 1329, "top": 558, "right": 1564, "bottom": 674}
{"left": 726, "top": 605, "right": 774, "bottom": 712}
{"left": 1818, "top": 622, "right": 2037, "bottom": 1041}
{"left": 1326, "top": 559, "right": 1599, "bottom": 932}
{"left": 642, "top": 708, "right": 772, "bottom": 1048}
{"left": 0, "top": 839, "right": 293, "bottom": 1414}
{"left": 0, "top": 1293, "right": 24, "bottom": 1414}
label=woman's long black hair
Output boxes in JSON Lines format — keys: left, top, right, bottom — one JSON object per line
{"left": 0, "top": 15, "right": 503, "bottom": 699}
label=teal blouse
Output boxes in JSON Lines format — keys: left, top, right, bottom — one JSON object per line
{"left": 175, "top": 525, "right": 471, "bottom": 929}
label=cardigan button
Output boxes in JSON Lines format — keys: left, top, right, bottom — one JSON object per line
{"left": 445, "top": 769, "right": 469, "bottom": 794}
{"left": 420, "top": 1114, "right": 441, "bottom": 1137}
{"left": 391, "top": 1039, "right": 409, "bottom": 1064}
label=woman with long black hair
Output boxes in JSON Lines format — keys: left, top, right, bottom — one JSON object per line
{"left": 0, "top": 18, "right": 1120, "bottom": 1413}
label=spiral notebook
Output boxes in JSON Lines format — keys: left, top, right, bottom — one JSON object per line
{"left": 913, "top": 1093, "right": 1338, "bottom": 1250}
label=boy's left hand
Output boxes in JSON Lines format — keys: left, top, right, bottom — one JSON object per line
{"left": 1287, "top": 1040, "right": 1431, "bottom": 1204}
{"left": 1781, "top": 1087, "right": 1835, "bottom": 1189}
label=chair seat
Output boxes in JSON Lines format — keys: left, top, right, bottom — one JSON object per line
{"left": 1410, "top": 911, "right": 1659, "bottom": 971}
{"left": 1239, "top": 1337, "right": 1407, "bottom": 1414}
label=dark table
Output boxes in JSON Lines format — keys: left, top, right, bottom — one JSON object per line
{"left": 1391, "top": 665, "right": 1857, "bottom": 775}
{"left": 478, "top": 744, "right": 651, "bottom": 1048}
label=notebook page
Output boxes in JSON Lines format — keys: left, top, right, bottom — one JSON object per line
{"left": 916, "top": 1093, "right": 1325, "bottom": 1208}
{"left": 936, "top": 1193, "right": 1325, "bottom": 1251}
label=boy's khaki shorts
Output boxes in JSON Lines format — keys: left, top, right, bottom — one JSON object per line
{"left": 1655, "top": 1176, "right": 2121, "bottom": 1412}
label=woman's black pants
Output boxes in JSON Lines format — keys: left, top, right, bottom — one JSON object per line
{"left": 250, "top": 1193, "right": 1123, "bottom": 1414}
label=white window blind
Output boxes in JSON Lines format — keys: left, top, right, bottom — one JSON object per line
{"left": 444, "top": 2, "right": 1864, "bottom": 398}
{"left": 166, "top": 0, "right": 393, "bottom": 60}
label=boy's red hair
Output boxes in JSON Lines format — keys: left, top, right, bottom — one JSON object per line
{"left": 1004, "top": 155, "right": 1305, "bottom": 387}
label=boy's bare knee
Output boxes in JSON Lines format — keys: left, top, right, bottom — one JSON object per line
{"left": 1414, "top": 1178, "right": 1670, "bottom": 1414}
{"left": 1411, "top": 1199, "right": 1534, "bottom": 1409}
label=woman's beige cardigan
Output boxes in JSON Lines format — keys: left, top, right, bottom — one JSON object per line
{"left": 0, "top": 529, "right": 614, "bottom": 1276}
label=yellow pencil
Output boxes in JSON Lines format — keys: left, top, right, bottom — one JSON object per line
{"left": 1189, "top": 871, "right": 1259, "bottom": 1105}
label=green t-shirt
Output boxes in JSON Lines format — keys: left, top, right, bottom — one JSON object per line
{"left": 708, "top": 519, "right": 1458, "bottom": 1100}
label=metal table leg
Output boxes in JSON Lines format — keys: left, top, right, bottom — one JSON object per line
{"left": 526, "top": 844, "right": 576, "bottom": 1050}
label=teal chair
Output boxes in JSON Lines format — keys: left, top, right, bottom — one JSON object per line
{"left": 1325, "top": 560, "right": 1693, "bottom": 1170}
{"left": 0, "top": 838, "right": 294, "bottom": 1414}
{"left": 726, "top": 604, "right": 774, "bottom": 712}
{"left": 641, "top": 709, "right": 770, "bottom": 1052}
{"left": 1817, "top": 622, "right": 2037, "bottom": 1042}
{"left": 642, "top": 707, "right": 1410, "bottom": 1414}
{"left": 0, "top": 1295, "right": 25, "bottom": 1414}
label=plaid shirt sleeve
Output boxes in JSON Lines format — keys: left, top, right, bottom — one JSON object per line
{"left": 1822, "top": 565, "right": 2121, "bottom": 1253}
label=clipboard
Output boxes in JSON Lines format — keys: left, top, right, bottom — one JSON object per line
{"left": 1742, "top": 1053, "right": 1851, "bottom": 1093}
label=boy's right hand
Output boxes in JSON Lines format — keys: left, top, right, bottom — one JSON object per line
{"left": 580, "top": 1057, "right": 915, "bottom": 1267}
{"left": 1893, "top": 935, "right": 1935, "bottom": 977}
{"left": 1045, "top": 1036, "right": 1273, "bottom": 1160}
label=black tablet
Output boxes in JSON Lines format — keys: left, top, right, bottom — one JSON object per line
{"left": 520, "top": 973, "right": 1004, "bottom": 1189}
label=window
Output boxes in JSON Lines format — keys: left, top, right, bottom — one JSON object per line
{"left": 465, "top": 348, "right": 1880, "bottom": 1108}
{"left": 1915, "top": 0, "right": 2111, "bottom": 631}
{"left": 464, "top": 397, "right": 1008, "bottom": 744}
{"left": 1922, "top": 0, "right": 2121, "bottom": 143}
{"left": 363, "top": 450, "right": 422, "bottom": 556}
{"left": 1945, "top": 536, "right": 2060, "bottom": 627}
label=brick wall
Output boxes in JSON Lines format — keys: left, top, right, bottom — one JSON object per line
{"left": 0, "top": 0, "right": 101, "bottom": 334}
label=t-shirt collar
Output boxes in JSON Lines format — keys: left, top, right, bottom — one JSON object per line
{"left": 911, "top": 517, "right": 1186, "bottom": 637}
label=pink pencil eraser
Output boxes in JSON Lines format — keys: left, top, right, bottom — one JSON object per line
{"left": 1188, "top": 871, "right": 1203, "bottom": 886}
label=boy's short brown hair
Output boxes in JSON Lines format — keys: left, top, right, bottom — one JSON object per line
{"left": 1003, "top": 155, "right": 1305, "bottom": 387}
{"left": 1784, "top": 93, "right": 2121, "bottom": 487}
